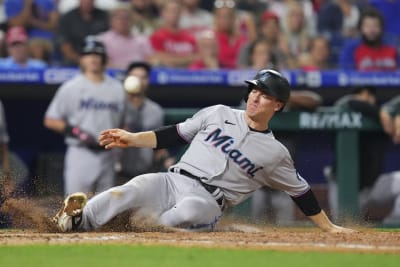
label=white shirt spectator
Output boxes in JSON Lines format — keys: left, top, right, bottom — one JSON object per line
{"left": 179, "top": 8, "right": 214, "bottom": 37}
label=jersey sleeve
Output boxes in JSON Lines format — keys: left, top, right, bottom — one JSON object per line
{"left": 267, "top": 150, "right": 310, "bottom": 197}
{"left": 176, "top": 105, "right": 220, "bottom": 142}
{"left": 44, "top": 83, "right": 72, "bottom": 121}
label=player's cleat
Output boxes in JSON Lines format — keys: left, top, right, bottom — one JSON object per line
{"left": 52, "top": 192, "right": 87, "bottom": 232}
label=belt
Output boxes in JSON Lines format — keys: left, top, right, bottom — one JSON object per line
{"left": 171, "top": 167, "right": 225, "bottom": 210}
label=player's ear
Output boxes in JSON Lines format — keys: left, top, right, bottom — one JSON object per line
{"left": 274, "top": 101, "right": 284, "bottom": 112}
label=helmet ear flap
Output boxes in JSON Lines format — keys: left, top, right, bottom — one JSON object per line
{"left": 243, "top": 84, "right": 254, "bottom": 102}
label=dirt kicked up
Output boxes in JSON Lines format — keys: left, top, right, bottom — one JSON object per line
{"left": 1, "top": 197, "right": 400, "bottom": 253}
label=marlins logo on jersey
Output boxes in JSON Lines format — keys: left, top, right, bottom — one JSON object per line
{"left": 80, "top": 97, "right": 120, "bottom": 112}
{"left": 204, "top": 128, "right": 263, "bottom": 178}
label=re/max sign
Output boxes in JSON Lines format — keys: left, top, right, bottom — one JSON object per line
{"left": 299, "top": 112, "right": 362, "bottom": 129}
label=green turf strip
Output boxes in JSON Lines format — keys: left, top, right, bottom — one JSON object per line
{"left": 0, "top": 245, "right": 399, "bottom": 267}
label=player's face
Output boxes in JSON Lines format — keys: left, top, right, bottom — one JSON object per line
{"left": 80, "top": 54, "right": 104, "bottom": 74}
{"left": 246, "top": 88, "right": 283, "bottom": 120}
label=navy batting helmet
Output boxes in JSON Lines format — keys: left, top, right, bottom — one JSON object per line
{"left": 244, "top": 69, "right": 291, "bottom": 106}
{"left": 80, "top": 36, "right": 107, "bottom": 63}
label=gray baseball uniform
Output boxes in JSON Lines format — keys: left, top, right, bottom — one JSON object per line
{"left": 45, "top": 73, "right": 126, "bottom": 195}
{"left": 119, "top": 98, "right": 164, "bottom": 178}
{"left": 78, "top": 104, "right": 310, "bottom": 230}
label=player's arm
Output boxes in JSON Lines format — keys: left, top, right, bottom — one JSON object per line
{"left": 99, "top": 125, "right": 187, "bottom": 149}
{"left": 308, "top": 210, "right": 355, "bottom": 233}
{"left": 44, "top": 117, "right": 102, "bottom": 148}
{"left": 291, "top": 189, "right": 355, "bottom": 233}
{"left": 44, "top": 117, "right": 66, "bottom": 133}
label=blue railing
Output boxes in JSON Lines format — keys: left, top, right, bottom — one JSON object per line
{"left": 1, "top": 68, "right": 400, "bottom": 88}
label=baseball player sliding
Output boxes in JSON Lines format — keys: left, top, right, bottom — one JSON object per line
{"left": 53, "top": 69, "right": 354, "bottom": 233}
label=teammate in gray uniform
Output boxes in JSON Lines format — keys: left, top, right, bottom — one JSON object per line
{"left": 44, "top": 36, "right": 126, "bottom": 196}
{"left": 365, "top": 95, "right": 400, "bottom": 225}
{"left": 53, "top": 69, "right": 353, "bottom": 233}
{"left": 117, "top": 62, "right": 174, "bottom": 183}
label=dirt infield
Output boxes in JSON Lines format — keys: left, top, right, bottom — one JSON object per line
{"left": 1, "top": 228, "right": 400, "bottom": 254}
{"left": 1, "top": 197, "right": 400, "bottom": 253}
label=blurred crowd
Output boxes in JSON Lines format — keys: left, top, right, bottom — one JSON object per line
{"left": 0, "top": 0, "right": 399, "bottom": 71}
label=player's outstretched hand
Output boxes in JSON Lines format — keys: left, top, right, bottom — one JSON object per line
{"left": 99, "top": 129, "right": 134, "bottom": 149}
{"left": 325, "top": 224, "right": 357, "bottom": 234}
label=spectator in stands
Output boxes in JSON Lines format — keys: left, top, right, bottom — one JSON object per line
{"left": 325, "top": 86, "right": 388, "bottom": 219}
{"left": 57, "top": 0, "right": 124, "bottom": 14}
{"left": 57, "top": 0, "right": 109, "bottom": 66}
{"left": 300, "top": 35, "right": 331, "bottom": 70}
{"left": 237, "top": 11, "right": 286, "bottom": 70}
{"left": 149, "top": 0, "right": 197, "bottom": 68}
{"left": 188, "top": 30, "right": 219, "bottom": 70}
{"left": 236, "top": 0, "right": 266, "bottom": 18}
{"left": 240, "top": 39, "right": 275, "bottom": 70}
{"left": 279, "top": 1, "right": 314, "bottom": 69}
{"left": 317, "top": 0, "right": 360, "bottom": 65}
{"left": 4, "top": 0, "right": 32, "bottom": 28}
{"left": 5, "top": 0, "right": 59, "bottom": 39}
{"left": 0, "top": 26, "right": 47, "bottom": 69}
{"left": 369, "top": 0, "right": 400, "bottom": 41}
{"left": 317, "top": 0, "right": 360, "bottom": 39}
{"left": 28, "top": 38, "right": 54, "bottom": 65}
{"left": 117, "top": 61, "right": 175, "bottom": 184}
{"left": 339, "top": 8, "right": 399, "bottom": 71}
{"left": 129, "top": 0, "right": 159, "bottom": 36}
{"left": 4, "top": 0, "right": 58, "bottom": 64}
{"left": 213, "top": 0, "right": 248, "bottom": 69}
{"left": 0, "top": 3, "right": 7, "bottom": 33}
{"left": 180, "top": 0, "right": 214, "bottom": 37}
{"left": 231, "top": 2, "right": 257, "bottom": 43}
{"left": 266, "top": 0, "right": 317, "bottom": 36}
{"left": 97, "top": 5, "right": 153, "bottom": 69}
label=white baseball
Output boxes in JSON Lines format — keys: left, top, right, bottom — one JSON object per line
{"left": 123, "top": 76, "right": 141, "bottom": 94}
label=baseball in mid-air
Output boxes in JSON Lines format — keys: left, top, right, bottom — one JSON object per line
{"left": 123, "top": 75, "right": 141, "bottom": 94}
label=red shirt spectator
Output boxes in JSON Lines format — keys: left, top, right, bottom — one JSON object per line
{"left": 339, "top": 8, "right": 399, "bottom": 71}
{"left": 188, "top": 30, "right": 219, "bottom": 70}
{"left": 213, "top": 1, "right": 248, "bottom": 69}
{"left": 150, "top": 28, "right": 196, "bottom": 56}
{"left": 354, "top": 44, "right": 397, "bottom": 71}
{"left": 148, "top": 0, "right": 197, "bottom": 68}
{"left": 215, "top": 31, "right": 247, "bottom": 69}
{"left": 188, "top": 61, "right": 208, "bottom": 70}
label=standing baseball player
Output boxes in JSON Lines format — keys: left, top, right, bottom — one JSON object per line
{"left": 44, "top": 36, "right": 126, "bottom": 196}
{"left": 117, "top": 62, "right": 174, "bottom": 184}
{"left": 53, "top": 69, "right": 353, "bottom": 233}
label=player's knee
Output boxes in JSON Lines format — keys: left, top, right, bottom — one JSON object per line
{"left": 174, "top": 197, "right": 216, "bottom": 226}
